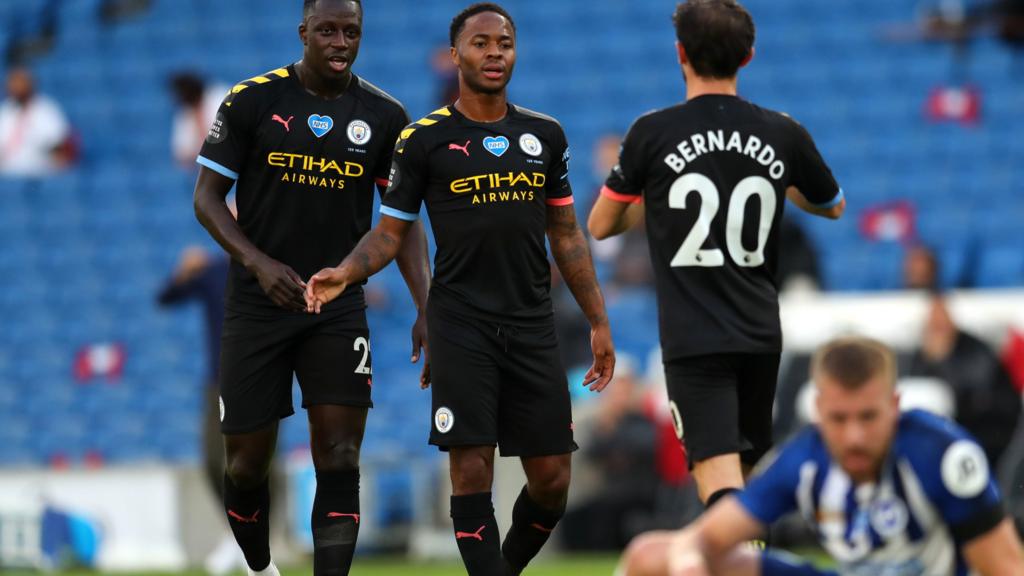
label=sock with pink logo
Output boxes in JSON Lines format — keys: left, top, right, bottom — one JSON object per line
{"left": 311, "top": 468, "right": 361, "bottom": 576}
{"left": 450, "top": 492, "right": 504, "bottom": 576}
{"left": 501, "top": 485, "right": 565, "bottom": 575}
{"left": 223, "top": 473, "right": 271, "bottom": 572}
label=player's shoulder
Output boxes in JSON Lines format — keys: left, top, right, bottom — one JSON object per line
{"left": 897, "top": 410, "right": 992, "bottom": 499}
{"left": 786, "top": 423, "right": 829, "bottom": 458}
{"left": 743, "top": 100, "right": 813, "bottom": 141}
{"left": 353, "top": 76, "right": 406, "bottom": 117}
{"left": 621, "top": 104, "right": 688, "bottom": 143}
{"left": 395, "top": 105, "right": 456, "bottom": 154}
{"left": 766, "top": 424, "right": 829, "bottom": 472}
{"left": 222, "top": 65, "right": 293, "bottom": 109}
{"left": 510, "top": 104, "right": 566, "bottom": 140}
{"left": 631, "top": 104, "right": 682, "bottom": 130}
{"left": 742, "top": 99, "right": 804, "bottom": 130}
{"left": 510, "top": 104, "right": 561, "bottom": 127}
{"left": 898, "top": 409, "right": 973, "bottom": 448}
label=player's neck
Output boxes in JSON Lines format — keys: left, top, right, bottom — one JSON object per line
{"left": 685, "top": 75, "right": 739, "bottom": 101}
{"left": 454, "top": 89, "right": 508, "bottom": 123}
{"left": 295, "top": 61, "right": 353, "bottom": 100}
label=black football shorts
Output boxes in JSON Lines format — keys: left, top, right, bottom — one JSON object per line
{"left": 426, "top": 302, "right": 577, "bottom": 457}
{"left": 218, "top": 307, "right": 373, "bottom": 434}
{"left": 664, "top": 352, "right": 780, "bottom": 467}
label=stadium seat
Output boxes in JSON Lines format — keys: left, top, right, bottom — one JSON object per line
{"left": 0, "top": 0, "right": 1020, "bottom": 468}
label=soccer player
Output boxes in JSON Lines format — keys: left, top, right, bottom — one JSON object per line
{"left": 588, "top": 0, "right": 846, "bottom": 511}
{"left": 305, "top": 3, "right": 615, "bottom": 574}
{"left": 620, "top": 337, "right": 1024, "bottom": 576}
{"left": 192, "top": 1, "right": 430, "bottom": 575}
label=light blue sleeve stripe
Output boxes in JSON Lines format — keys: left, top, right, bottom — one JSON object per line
{"left": 812, "top": 188, "right": 844, "bottom": 209}
{"left": 197, "top": 156, "right": 240, "bottom": 180}
{"left": 380, "top": 205, "right": 419, "bottom": 222}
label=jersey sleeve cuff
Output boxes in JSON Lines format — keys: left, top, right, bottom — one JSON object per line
{"left": 545, "top": 195, "right": 574, "bottom": 207}
{"left": 735, "top": 491, "right": 774, "bottom": 526}
{"left": 197, "top": 156, "right": 240, "bottom": 180}
{"left": 380, "top": 205, "right": 419, "bottom": 222}
{"left": 600, "top": 185, "right": 642, "bottom": 205}
{"left": 812, "top": 188, "right": 844, "bottom": 209}
{"left": 951, "top": 503, "right": 1004, "bottom": 544}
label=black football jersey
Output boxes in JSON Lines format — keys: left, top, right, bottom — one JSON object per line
{"left": 381, "top": 104, "right": 574, "bottom": 324}
{"left": 604, "top": 95, "right": 842, "bottom": 359}
{"left": 197, "top": 65, "right": 408, "bottom": 314}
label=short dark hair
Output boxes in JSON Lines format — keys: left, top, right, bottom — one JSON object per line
{"left": 672, "top": 0, "right": 755, "bottom": 79}
{"left": 169, "top": 72, "right": 204, "bottom": 106}
{"left": 303, "top": 0, "right": 361, "bottom": 19}
{"left": 812, "top": 337, "right": 897, "bottom": 391}
{"left": 450, "top": 3, "right": 516, "bottom": 47}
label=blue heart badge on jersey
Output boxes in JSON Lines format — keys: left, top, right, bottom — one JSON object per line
{"left": 482, "top": 136, "right": 509, "bottom": 157}
{"left": 308, "top": 114, "right": 334, "bottom": 138}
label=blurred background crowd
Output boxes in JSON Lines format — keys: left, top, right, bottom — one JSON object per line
{"left": 0, "top": 0, "right": 1022, "bottom": 571}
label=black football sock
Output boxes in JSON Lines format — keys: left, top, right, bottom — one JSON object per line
{"left": 311, "top": 468, "right": 361, "bottom": 576}
{"left": 705, "top": 486, "right": 740, "bottom": 509}
{"left": 502, "top": 485, "right": 565, "bottom": 575}
{"left": 223, "top": 473, "right": 271, "bottom": 572}
{"left": 450, "top": 492, "right": 504, "bottom": 576}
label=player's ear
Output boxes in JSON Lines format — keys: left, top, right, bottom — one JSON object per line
{"left": 676, "top": 41, "right": 688, "bottom": 66}
{"left": 298, "top": 23, "right": 308, "bottom": 45}
{"left": 450, "top": 46, "right": 459, "bottom": 67}
{"left": 739, "top": 47, "right": 755, "bottom": 69}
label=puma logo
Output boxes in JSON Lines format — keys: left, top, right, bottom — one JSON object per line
{"left": 227, "top": 509, "right": 260, "bottom": 524}
{"left": 272, "top": 114, "right": 294, "bottom": 132}
{"left": 327, "top": 512, "right": 360, "bottom": 523}
{"left": 455, "top": 524, "right": 486, "bottom": 541}
{"left": 448, "top": 140, "right": 471, "bottom": 157}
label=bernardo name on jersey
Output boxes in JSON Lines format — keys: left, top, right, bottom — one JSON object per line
{"left": 662, "top": 129, "right": 787, "bottom": 180}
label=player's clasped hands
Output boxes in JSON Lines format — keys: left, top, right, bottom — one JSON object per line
{"left": 303, "top": 266, "right": 350, "bottom": 314}
{"left": 250, "top": 254, "right": 308, "bottom": 312}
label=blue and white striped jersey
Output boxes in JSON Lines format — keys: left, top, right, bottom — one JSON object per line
{"left": 738, "top": 410, "right": 1004, "bottom": 576}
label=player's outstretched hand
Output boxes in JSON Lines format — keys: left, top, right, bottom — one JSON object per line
{"left": 252, "top": 255, "right": 307, "bottom": 312}
{"left": 667, "top": 530, "right": 710, "bottom": 576}
{"left": 305, "top": 267, "right": 349, "bottom": 314}
{"left": 583, "top": 322, "right": 615, "bottom": 392}
{"left": 411, "top": 311, "right": 430, "bottom": 389}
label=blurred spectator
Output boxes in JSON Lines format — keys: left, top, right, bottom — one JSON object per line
{"left": 908, "top": 296, "right": 1021, "bottom": 468}
{"left": 902, "top": 0, "right": 1024, "bottom": 47}
{"left": 100, "top": 0, "right": 152, "bottom": 23}
{"left": 169, "top": 72, "right": 226, "bottom": 170}
{"left": 551, "top": 265, "right": 594, "bottom": 370}
{"left": 430, "top": 45, "right": 459, "bottom": 107}
{"left": 993, "top": 0, "right": 1024, "bottom": 45}
{"left": 0, "top": 67, "right": 73, "bottom": 177}
{"left": 776, "top": 216, "right": 822, "bottom": 293}
{"left": 561, "top": 359, "right": 659, "bottom": 550}
{"left": 588, "top": 133, "right": 654, "bottom": 289}
{"left": 590, "top": 133, "right": 622, "bottom": 193}
{"left": 156, "top": 246, "right": 244, "bottom": 575}
{"left": 904, "top": 244, "right": 940, "bottom": 290}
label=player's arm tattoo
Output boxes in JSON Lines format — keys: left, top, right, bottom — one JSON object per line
{"left": 393, "top": 219, "right": 431, "bottom": 311}
{"left": 546, "top": 204, "right": 609, "bottom": 327}
{"left": 339, "top": 217, "right": 410, "bottom": 283}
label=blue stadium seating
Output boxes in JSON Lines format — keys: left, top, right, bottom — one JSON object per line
{"left": 0, "top": 0, "right": 1020, "bottom": 466}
